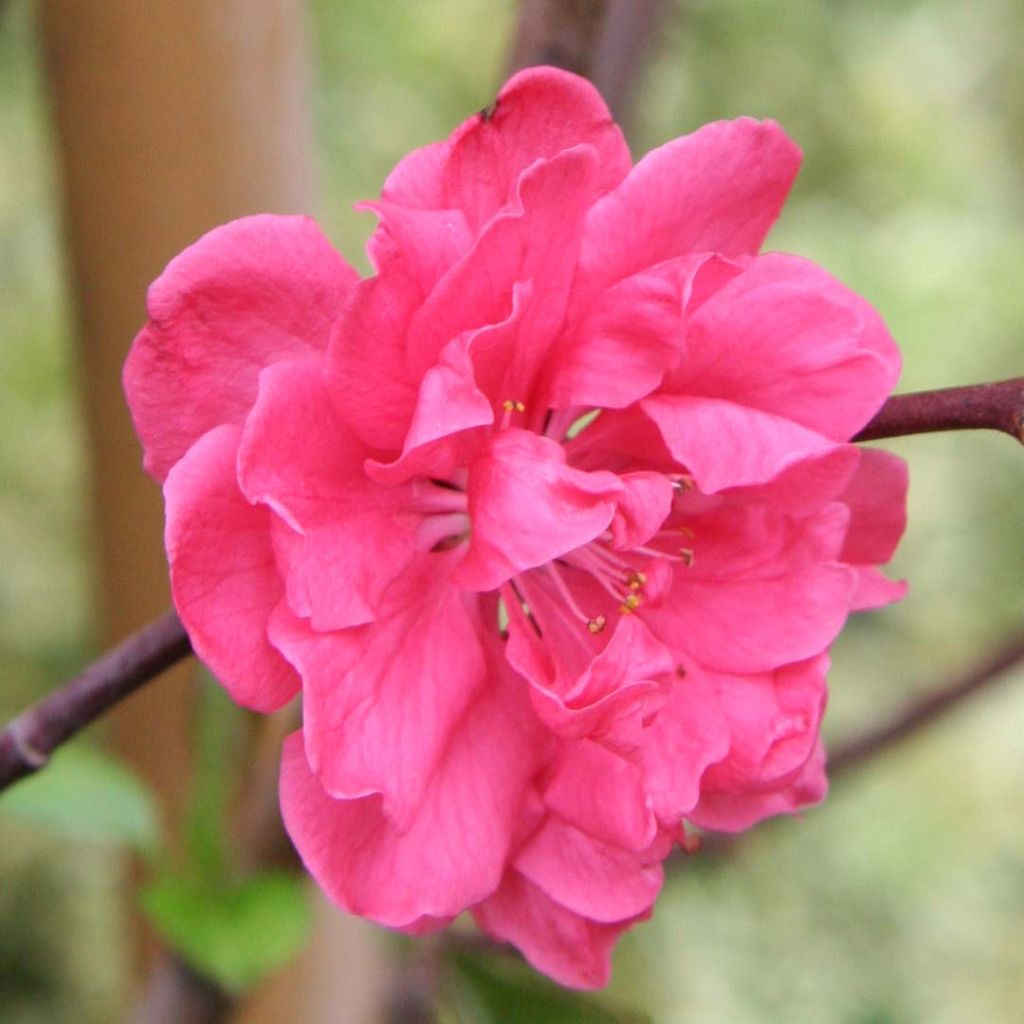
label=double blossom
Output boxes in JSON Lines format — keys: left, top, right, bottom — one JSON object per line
{"left": 124, "top": 68, "right": 907, "bottom": 987}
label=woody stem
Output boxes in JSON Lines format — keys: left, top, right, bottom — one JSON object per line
{"left": 855, "top": 377, "right": 1024, "bottom": 444}
{"left": 0, "top": 609, "right": 191, "bottom": 791}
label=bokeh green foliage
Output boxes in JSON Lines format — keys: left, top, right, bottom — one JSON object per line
{"left": 2, "top": 0, "right": 1024, "bottom": 1021}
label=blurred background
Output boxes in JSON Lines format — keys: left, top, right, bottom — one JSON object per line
{"left": 2, "top": 0, "right": 1024, "bottom": 1021}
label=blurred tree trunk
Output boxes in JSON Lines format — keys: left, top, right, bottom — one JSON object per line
{"left": 39, "top": 2, "right": 383, "bottom": 1020}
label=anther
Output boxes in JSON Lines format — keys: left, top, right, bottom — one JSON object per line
{"left": 501, "top": 398, "right": 526, "bottom": 413}
{"left": 619, "top": 592, "right": 642, "bottom": 614}
{"left": 680, "top": 831, "right": 702, "bottom": 855}
{"left": 587, "top": 615, "right": 607, "bottom": 635}
{"left": 680, "top": 548, "right": 695, "bottom": 567}
{"left": 626, "top": 571, "right": 646, "bottom": 591}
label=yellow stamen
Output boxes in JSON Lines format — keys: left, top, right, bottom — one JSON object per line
{"left": 626, "top": 570, "right": 646, "bottom": 591}
{"left": 587, "top": 615, "right": 607, "bottom": 635}
{"left": 501, "top": 398, "right": 526, "bottom": 413}
{"left": 680, "top": 548, "right": 695, "bottom": 567}
{"left": 619, "top": 592, "right": 642, "bottom": 614}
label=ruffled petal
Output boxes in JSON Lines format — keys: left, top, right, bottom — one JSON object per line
{"left": 694, "top": 750, "right": 828, "bottom": 834}
{"left": 365, "top": 284, "right": 533, "bottom": 487}
{"left": 642, "top": 393, "right": 837, "bottom": 493}
{"left": 237, "top": 360, "right": 425, "bottom": 630}
{"left": 837, "top": 447, "right": 909, "bottom": 565}
{"left": 703, "top": 658, "right": 827, "bottom": 787}
{"left": 473, "top": 870, "right": 640, "bottom": 990}
{"left": 547, "top": 254, "right": 746, "bottom": 410}
{"left": 507, "top": 599, "right": 671, "bottom": 754}
{"left": 442, "top": 66, "right": 630, "bottom": 230}
{"left": 362, "top": 200, "right": 473, "bottom": 300}
{"left": 644, "top": 557, "right": 855, "bottom": 676}
{"left": 642, "top": 665, "right": 731, "bottom": 825}
{"left": 327, "top": 272, "right": 421, "bottom": 451}
{"left": 849, "top": 567, "right": 908, "bottom": 611}
{"left": 125, "top": 215, "right": 358, "bottom": 481}
{"left": 456, "top": 429, "right": 622, "bottom": 592}
{"left": 270, "top": 586, "right": 486, "bottom": 829}
{"left": 279, "top": 646, "right": 545, "bottom": 925}
{"left": 668, "top": 253, "right": 901, "bottom": 440}
{"left": 609, "top": 471, "right": 675, "bottom": 550}
{"left": 514, "top": 816, "right": 662, "bottom": 923}
{"left": 541, "top": 740, "right": 656, "bottom": 851}
{"left": 406, "top": 146, "right": 603, "bottom": 395}
{"left": 163, "top": 424, "right": 298, "bottom": 712}
{"left": 576, "top": 118, "right": 800, "bottom": 300}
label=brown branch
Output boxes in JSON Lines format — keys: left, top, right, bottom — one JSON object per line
{"left": 505, "top": 0, "right": 610, "bottom": 79}
{"left": 828, "top": 625, "right": 1024, "bottom": 778}
{"left": 0, "top": 609, "right": 191, "bottom": 792}
{"left": 504, "top": 0, "right": 671, "bottom": 130}
{"left": 133, "top": 958, "right": 232, "bottom": 1024}
{"left": 855, "top": 378, "right": 1024, "bottom": 444}
{"left": 591, "top": 0, "right": 669, "bottom": 123}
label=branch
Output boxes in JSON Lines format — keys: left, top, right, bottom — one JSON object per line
{"left": 591, "top": 0, "right": 669, "bottom": 123}
{"left": 505, "top": 0, "right": 610, "bottom": 79}
{"left": 0, "top": 609, "right": 191, "bottom": 792}
{"left": 133, "top": 958, "right": 232, "bottom": 1024}
{"left": 855, "top": 378, "right": 1024, "bottom": 444}
{"left": 828, "top": 625, "right": 1024, "bottom": 778}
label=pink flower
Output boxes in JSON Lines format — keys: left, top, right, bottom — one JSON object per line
{"left": 124, "top": 67, "right": 907, "bottom": 988}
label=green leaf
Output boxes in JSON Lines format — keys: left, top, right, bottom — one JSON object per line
{"left": 447, "top": 949, "right": 650, "bottom": 1024}
{"left": 141, "top": 872, "right": 312, "bottom": 993}
{"left": 0, "top": 744, "right": 160, "bottom": 852}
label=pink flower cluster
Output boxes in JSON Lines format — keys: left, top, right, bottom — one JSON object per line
{"left": 125, "top": 68, "right": 907, "bottom": 987}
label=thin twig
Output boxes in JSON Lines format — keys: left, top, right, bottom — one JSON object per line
{"left": 0, "top": 609, "right": 191, "bottom": 792}
{"left": 828, "top": 625, "right": 1024, "bottom": 777}
{"left": 855, "top": 378, "right": 1024, "bottom": 444}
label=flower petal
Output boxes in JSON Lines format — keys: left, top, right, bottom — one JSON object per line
{"left": 327, "top": 272, "right": 421, "bottom": 451}
{"left": 473, "top": 870, "right": 640, "bottom": 990}
{"left": 576, "top": 118, "right": 800, "bottom": 300}
{"left": 507, "top": 599, "right": 671, "bottom": 755}
{"left": 442, "top": 66, "right": 630, "bottom": 231}
{"left": 546, "top": 254, "right": 745, "bottom": 410}
{"left": 124, "top": 215, "right": 358, "bottom": 481}
{"left": 237, "top": 360, "right": 423, "bottom": 630}
{"left": 163, "top": 424, "right": 298, "bottom": 712}
{"left": 668, "top": 253, "right": 901, "bottom": 440}
{"left": 642, "top": 393, "right": 836, "bottom": 493}
{"left": 645, "top": 558, "right": 855, "bottom": 675}
{"left": 279, "top": 646, "right": 545, "bottom": 925}
{"left": 270, "top": 587, "right": 487, "bottom": 829}
{"left": 838, "top": 447, "right": 909, "bottom": 565}
{"left": 642, "top": 665, "right": 730, "bottom": 825}
{"left": 542, "top": 740, "right": 656, "bottom": 851}
{"left": 456, "top": 429, "right": 622, "bottom": 592}
{"left": 515, "top": 816, "right": 662, "bottom": 924}
{"left": 693, "top": 718, "right": 829, "bottom": 835}
{"left": 406, "top": 145, "right": 603, "bottom": 396}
